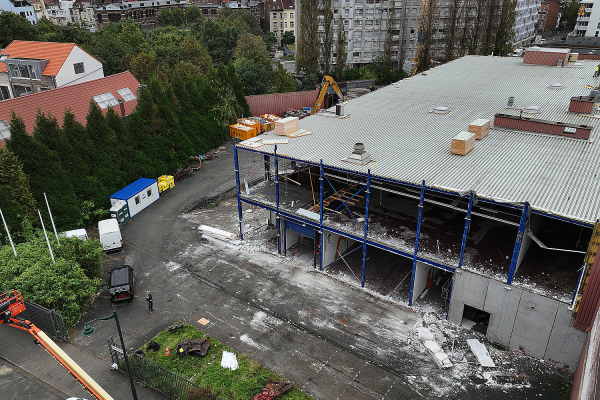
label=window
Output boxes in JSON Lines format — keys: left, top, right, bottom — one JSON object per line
{"left": 92, "top": 92, "right": 119, "bottom": 109}
{"left": 290, "top": 21, "right": 294, "bottom": 27}
{"left": 345, "top": 9, "right": 349, "bottom": 14}
{"left": 280, "top": 22, "right": 283, "bottom": 27}
{"left": 284, "top": 13, "right": 287, "bottom": 19}
{"left": 284, "top": 22, "right": 287, "bottom": 27}
{"left": 355, "top": 9, "right": 362, "bottom": 15}
{"left": 355, "top": 31, "right": 362, "bottom": 38}
{"left": 365, "top": 19, "right": 373, "bottom": 25}
{"left": 117, "top": 87, "right": 136, "bottom": 101}
{"left": 344, "top": 19, "right": 349, "bottom": 25}
{"left": 273, "top": 22, "right": 277, "bottom": 29}
{"left": 290, "top": 12, "right": 293, "bottom": 18}
{"left": 0, "top": 86, "right": 10, "bottom": 100}
{"left": 280, "top": 12, "right": 283, "bottom": 18}
{"left": 334, "top": 9, "right": 338, "bottom": 13}
{"left": 73, "top": 62, "right": 85, "bottom": 74}
{"left": 147, "top": 189, "right": 152, "bottom": 197}
{"left": 135, "top": 196, "right": 141, "bottom": 205}
{"left": 355, "top": 19, "right": 362, "bottom": 26}
{"left": 273, "top": 12, "right": 277, "bottom": 18}
{"left": 353, "top": 52, "right": 361, "bottom": 57}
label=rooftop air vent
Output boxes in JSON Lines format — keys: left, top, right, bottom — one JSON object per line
{"left": 522, "top": 105, "right": 541, "bottom": 114}
{"left": 432, "top": 106, "right": 450, "bottom": 114}
{"left": 507, "top": 96, "right": 515, "bottom": 107}
{"left": 549, "top": 83, "right": 563, "bottom": 90}
{"left": 343, "top": 143, "right": 372, "bottom": 165}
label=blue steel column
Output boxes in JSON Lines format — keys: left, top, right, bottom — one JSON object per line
{"left": 233, "top": 141, "right": 244, "bottom": 240}
{"left": 507, "top": 202, "right": 530, "bottom": 285}
{"left": 319, "top": 160, "right": 324, "bottom": 271}
{"left": 409, "top": 181, "right": 426, "bottom": 306}
{"left": 361, "top": 170, "right": 371, "bottom": 288}
{"left": 283, "top": 219, "right": 287, "bottom": 256}
{"left": 274, "top": 146, "right": 281, "bottom": 254}
{"left": 457, "top": 192, "right": 474, "bottom": 268}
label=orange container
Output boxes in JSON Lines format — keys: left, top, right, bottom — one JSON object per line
{"left": 229, "top": 123, "right": 258, "bottom": 140}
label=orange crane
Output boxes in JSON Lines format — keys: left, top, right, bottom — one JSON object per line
{"left": 311, "top": 75, "right": 344, "bottom": 115}
{"left": 0, "top": 289, "right": 114, "bottom": 400}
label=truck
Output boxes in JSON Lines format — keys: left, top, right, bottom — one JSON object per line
{"left": 98, "top": 218, "right": 123, "bottom": 252}
{"left": 109, "top": 265, "right": 134, "bottom": 302}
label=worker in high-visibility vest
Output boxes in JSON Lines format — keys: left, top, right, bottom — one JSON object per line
{"left": 595, "top": 65, "right": 600, "bottom": 77}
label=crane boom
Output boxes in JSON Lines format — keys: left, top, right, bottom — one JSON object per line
{"left": 311, "top": 75, "right": 344, "bottom": 115}
{"left": 0, "top": 290, "right": 114, "bottom": 400}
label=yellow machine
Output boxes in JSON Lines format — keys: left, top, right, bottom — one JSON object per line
{"left": 311, "top": 76, "right": 344, "bottom": 115}
{"left": 158, "top": 175, "right": 175, "bottom": 193}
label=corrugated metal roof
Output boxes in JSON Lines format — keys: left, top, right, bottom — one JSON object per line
{"left": 240, "top": 56, "right": 600, "bottom": 224}
{"left": 110, "top": 178, "right": 157, "bottom": 200}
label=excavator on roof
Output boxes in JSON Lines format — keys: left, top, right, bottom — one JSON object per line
{"left": 310, "top": 75, "right": 344, "bottom": 115}
{"left": 0, "top": 289, "right": 114, "bottom": 400}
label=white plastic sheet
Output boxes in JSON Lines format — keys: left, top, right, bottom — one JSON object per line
{"left": 221, "top": 351, "right": 239, "bottom": 370}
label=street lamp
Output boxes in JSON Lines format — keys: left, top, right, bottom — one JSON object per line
{"left": 81, "top": 308, "right": 138, "bottom": 400}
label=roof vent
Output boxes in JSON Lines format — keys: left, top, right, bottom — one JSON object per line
{"left": 507, "top": 96, "right": 515, "bottom": 107}
{"left": 0, "top": 54, "right": 8, "bottom": 61}
{"left": 343, "top": 143, "right": 372, "bottom": 165}
{"left": 432, "top": 106, "right": 450, "bottom": 114}
{"left": 549, "top": 83, "right": 563, "bottom": 90}
{"left": 522, "top": 105, "right": 541, "bottom": 114}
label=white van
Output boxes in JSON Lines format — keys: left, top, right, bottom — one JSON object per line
{"left": 61, "top": 228, "right": 88, "bottom": 240}
{"left": 98, "top": 219, "right": 123, "bottom": 252}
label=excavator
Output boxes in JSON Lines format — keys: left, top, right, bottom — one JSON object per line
{"left": 310, "top": 75, "right": 344, "bottom": 115}
{"left": 0, "top": 289, "right": 114, "bottom": 400}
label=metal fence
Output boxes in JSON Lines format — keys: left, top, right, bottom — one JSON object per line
{"left": 107, "top": 336, "right": 205, "bottom": 400}
{"left": 21, "top": 301, "right": 69, "bottom": 341}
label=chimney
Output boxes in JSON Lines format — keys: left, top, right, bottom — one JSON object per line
{"left": 568, "top": 95, "right": 596, "bottom": 114}
{"left": 118, "top": 99, "right": 126, "bottom": 117}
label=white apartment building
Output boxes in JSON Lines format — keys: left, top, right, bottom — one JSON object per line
{"left": 302, "top": 0, "right": 540, "bottom": 71}
{"left": 574, "top": 1, "right": 600, "bottom": 37}
{"left": 0, "top": 0, "right": 37, "bottom": 24}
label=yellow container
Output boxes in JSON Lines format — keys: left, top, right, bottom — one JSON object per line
{"left": 157, "top": 175, "right": 174, "bottom": 193}
{"left": 230, "top": 123, "right": 258, "bottom": 140}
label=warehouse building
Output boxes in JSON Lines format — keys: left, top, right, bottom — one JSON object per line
{"left": 232, "top": 51, "right": 600, "bottom": 371}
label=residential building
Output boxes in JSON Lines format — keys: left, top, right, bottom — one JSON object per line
{"left": 265, "top": 0, "right": 294, "bottom": 46}
{"left": 28, "top": 0, "right": 47, "bottom": 21}
{"left": 0, "top": 71, "right": 140, "bottom": 144}
{"left": 573, "top": 1, "right": 600, "bottom": 37}
{"left": 537, "top": 0, "right": 561, "bottom": 34}
{"left": 233, "top": 53, "right": 600, "bottom": 372}
{"left": 71, "top": 0, "right": 97, "bottom": 30}
{"left": 189, "top": 0, "right": 222, "bottom": 19}
{"left": 0, "top": 0, "right": 37, "bottom": 23}
{"left": 300, "top": 0, "right": 540, "bottom": 71}
{"left": 0, "top": 40, "right": 103, "bottom": 99}
{"left": 95, "top": 0, "right": 188, "bottom": 29}
{"left": 44, "top": 0, "right": 74, "bottom": 25}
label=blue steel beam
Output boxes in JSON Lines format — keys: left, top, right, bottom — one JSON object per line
{"left": 361, "top": 170, "right": 371, "bottom": 288}
{"left": 239, "top": 196, "right": 458, "bottom": 273}
{"left": 409, "top": 181, "right": 426, "bottom": 306}
{"left": 274, "top": 145, "right": 281, "bottom": 255}
{"left": 507, "top": 202, "right": 530, "bottom": 285}
{"left": 233, "top": 141, "right": 244, "bottom": 240}
{"left": 236, "top": 146, "right": 551, "bottom": 215}
{"left": 325, "top": 183, "right": 368, "bottom": 221}
{"left": 324, "top": 244, "right": 365, "bottom": 270}
{"left": 457, "top": 192, "right": 474, "bottom": 269}
{"left": 319, "top": 161, "right": 324, "bottom": 271}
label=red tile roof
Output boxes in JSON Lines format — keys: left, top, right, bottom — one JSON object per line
{"left": 0, "top": 40, "right": 82, "bottom": 76}
{"left": 0, "top": 71, "right": 140, "bottom": 139}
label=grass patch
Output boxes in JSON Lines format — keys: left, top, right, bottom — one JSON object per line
{"left": 206, "top": 199, "right": 220, "bottom": 209}
{"left": 139, "top": 324, "right": 313, "bottom": 400}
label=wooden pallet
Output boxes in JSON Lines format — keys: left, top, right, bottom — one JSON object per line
{"left": 307, "top": 186, "right": 362, "bottom": 213}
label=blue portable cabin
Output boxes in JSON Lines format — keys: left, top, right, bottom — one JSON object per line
{"left": 110, "top": 178, "right": 160, "bottom": 218}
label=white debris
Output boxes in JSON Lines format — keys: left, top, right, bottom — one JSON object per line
{"left": 467, "top": 338, "right": 496, "bottom": 367}
{"left": 199, "top": 225, "right": 236, "bottom": 240}
{"left": 423, "top": 340, "right": 453, "bottom": 368}
{"left": 221, "top": 351, "right": 239, "bottom": 370}
{"left": 417, "top": 327, "right": 435, "bottom": 340}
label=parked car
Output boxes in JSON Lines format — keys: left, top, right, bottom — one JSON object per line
{"left": 60, "top": 228, "right": 88, "bottom": 240}
{"left": 109, "top": 265, "right": 134, "bottom": 302}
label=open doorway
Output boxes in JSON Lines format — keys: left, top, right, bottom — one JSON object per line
{"left": 461, "top": 305, "right": 491, "bottom": 335}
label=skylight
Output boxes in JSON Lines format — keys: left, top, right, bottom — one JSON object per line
{"left": 0, "top": 120, "right": 11, "bottom": 141}
{"left": 117, "top": 87, "right": 136, "bottom": 102}
{"left": 92, "top": 92, "right": 119, "bottom": 109}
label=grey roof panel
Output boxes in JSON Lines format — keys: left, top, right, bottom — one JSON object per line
{"left": 243, "top": 56, "right": 600, "bottom": 224}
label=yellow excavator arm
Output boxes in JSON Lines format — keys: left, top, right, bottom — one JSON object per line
{"left": 311, "top": 75, "right": 344, "bottom": 115}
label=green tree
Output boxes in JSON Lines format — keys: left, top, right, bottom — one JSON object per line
{"left": 186, "top": 5, "right": 204, "bottom": 25}
{"left": 561, "top": 1, "right": 580, "bottom": 30}
{"left": 0, "top": 12, "right": 36, "bottom": 48}
{"left": 384, "top": 0, "right": 396, "bottom": 67}
{"left": 172, "top": 7, "right": 186, "bottom": 27}
{"left": 181, "top": 36, "right": 212, "bottom": 72}
{"left": 234, "top": 58, "right": 270, "bottom": 95}
{"left": 265, "top": 31, "right": 277, "bottom": 51}
{"left": 320, "top": 0, "right": 334, "bottom": 73}
{"left": 297, "top": 0, "right": 320, "bottom": 75}
{"left": 156, "top": 8, "right": 174, "bottom": 27}
{"left": 271, "top": 60, "right": 296, "bottom": 93}
{"left": 129, "top": 52, "right": 157, "bottom": 82}
{"left": 233, "top": 34, "right": 270, "bottom": 62}
{"left": 281, "top": 30, "right": 295, "bottom": 46}
{"left": 118, "top": 20, "right": 146, "bottom": 54}
{"left": 218, "top": 8, "right": 263, "bottom": 37}
{"left": 92, "top": 30, "right": 127, "bottom": 75}
{"left": 335, "top": 15, "right": 347, "bottom": 81}
{"left": 194, "top": 19, "right": 240, "bottom": 64}
{"left": 227, "top": 63, "right": 251, "bottom": 117}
